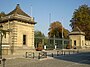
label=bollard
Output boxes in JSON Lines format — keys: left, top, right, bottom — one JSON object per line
{"left": 2, "top": 58, "right": 6, "bottom": 67}
{"left": 52, "top": 53, "right": 53, "bottom": 57}
{"left": 38, "top": 53, "right": 41, "bottom": 59}
{"left": 32, "top": 52, "right": 34, "bottom": 59}
{"left": 77, "top": 50, "right": 79, "bottom": 53}
{"left": 73, "top": 50, "right": 75, "bottom": 54}
{"left": 61, "top": 50, "right": 63, "bottom": 55}
{"left": 57, "top": 51, "right": 59, "bottom": 56}
{"left": 69, "top": 51, "right": 70, "bottom": 55}
{"left": 0, "top": 59, "right": 1, "bottom": 64}
{"left": 45, "top": 52, "right": 47, "bottom": 58}
{"left": 26, "top": 52, "right": 28, "bottom": 58}
{"left": 63, "top": 51, "right": 65, "bottom": 55}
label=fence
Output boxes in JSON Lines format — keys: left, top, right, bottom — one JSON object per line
{"left": 25, "top": 51, "right": 47, "bottom": 59}
{"left": 25, "top": 49, "right": 79, "bottom": 59}
{"left": 34, "top": 37, "right": 71, "bottom": 50}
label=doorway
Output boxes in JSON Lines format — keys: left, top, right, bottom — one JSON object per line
{"left": 74, "top": 40, "right": 76, "bottom": 49}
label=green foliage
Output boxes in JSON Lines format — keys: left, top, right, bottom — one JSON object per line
{"left": 36, "top": 42, "right": 43, "bottom": 51}
{"left": 70, "top": 4, "right": 90, "bottom": 40}
{"left": 34, "top": 30, "right": 46, "bottom": 48}
{"left": 34, "top": 30, "right": 45, "bottom": 44}
{"left": 34, "top": 30, "right": 45, "bottom": 37}
{"left": 0, "top": 12, "right": 6, "bottom": 18}
{"left": 48, "top": 21, "right": 69, "bottom": 38}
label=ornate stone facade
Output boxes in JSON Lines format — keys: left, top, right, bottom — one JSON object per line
{"left": 0, "top": 4, "right": 36, "bottom": 55}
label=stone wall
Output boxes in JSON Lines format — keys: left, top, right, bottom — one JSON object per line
{"left": 69, "top": 35, "right": 85, "bottom": 48}
{"left": 14, "top": 20, "right": 35, "bottom": 49}
{"left": 85, "top": 40, "right": 90, "bottom": 48}
{"left": 1, "top": 20, "right": 35, "bottom": 55}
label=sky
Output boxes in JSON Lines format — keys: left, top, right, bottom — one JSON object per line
{"left": 0, "top": 0, "right": 90, "bottom": 36}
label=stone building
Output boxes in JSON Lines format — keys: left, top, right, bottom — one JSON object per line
{"left": 0, "top": 4, "right": 36, "bottom": 55}
{"left": 69, "top": 27, "right": 85, "bottom": 49}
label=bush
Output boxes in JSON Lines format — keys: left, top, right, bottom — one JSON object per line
{"left": 36, "top": 42, "right": 43, "bottom": 51}
{"left": 36, "top": 47, "right": 43, "bottom": 51}
{"left": 66, "top": 44, "right": 71, "bottom": 49}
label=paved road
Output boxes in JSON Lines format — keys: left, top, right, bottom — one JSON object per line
{"left": 0, "top": 51, "right": 90, "bottom": 67}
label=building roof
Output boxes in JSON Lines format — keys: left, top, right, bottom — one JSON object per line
{"left": 0, "top": 4, "right": 36, "bottom": 24}
{"left": 7, "top": 4, "right": 30, "bottom": 17}
{"left": 69, "top": 27, "right": 85, "bottom": 35}
{"left": 72, "top": 26, "right": 82, "bottom": 32}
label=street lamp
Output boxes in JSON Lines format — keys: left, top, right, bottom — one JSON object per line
{"left": 0, "top": 24, "right": 3, "bottom": 59}
{"left": 0, "top": 24, "right": 10, "bottom": 59}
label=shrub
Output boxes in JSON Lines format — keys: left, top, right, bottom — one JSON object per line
{"left": 36, "top": 42, "right": 43, "bottom": 51}
{"left": 66, "top": 44, "right": 71, "bottom": 49}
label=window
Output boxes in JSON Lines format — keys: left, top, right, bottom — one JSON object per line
{"left": 23, "top": 35, "right": 26, "bottom": 45}
{"left": 74, "top": 40, "right": 76, "bottom": 46}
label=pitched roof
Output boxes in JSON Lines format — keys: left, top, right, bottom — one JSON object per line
{"left": 0, "top": 4, "right": 36, "bottom": 24}
{"left": 72, "top": 26, "right": 82, "bottom": 32}
{"left": 7, "top": 4, "right": 30, "bottom": 17}
{"left": 69, "top": 26, "right": 85, "bottom": 35}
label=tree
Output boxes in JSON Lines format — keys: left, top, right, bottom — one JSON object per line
{"left": 34, "top": 30, "right": 45, "bottom": 48}
{"left": 34, "top": 30, "right": 45, "bottom": 37}
{"left": 0, "top": 12, "right": 6, "bottom": 18}
{"left": 70, "top": 4, "right": 90, "bottom": 40}
{"left": 48, "top": 21, "right": 69, "bottom": 38}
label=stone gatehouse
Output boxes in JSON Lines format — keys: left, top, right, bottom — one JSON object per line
{"left": 69, "top": 27, "right": 90, "bottom": 49}
{"left": 0, "top": 4, "right": 36, "bottom": 55}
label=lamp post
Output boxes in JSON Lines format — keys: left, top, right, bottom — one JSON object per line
{"left": 0, "top": 25, "right": 3, "bottom": 59}
{"left": 0, "top": 25, "right": 10, "bottom": 59}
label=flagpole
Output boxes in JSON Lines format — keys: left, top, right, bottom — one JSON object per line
{"left": 62, "top": 18, "right": 63, "bottom": 38}
{"left": 49, "top": 13, "right": 51, "bottom": 47}
{"left": 49, "top": 13, "right": 51, "bottom": 37}
{"left": 49, "top": 13, "right": 51, "bottom": 26}
{"left": 61, "top": 18, "right": 64, "bottom": 49}
{"left": 30, "top": 4, "right": 32, "bottom": 17}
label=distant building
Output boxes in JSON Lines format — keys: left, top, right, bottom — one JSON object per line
{"left": 0, "top": 4, "right": 36, "bottom": 55}
{"left": 69, "top": 27, "right": 86, "bottom": 49}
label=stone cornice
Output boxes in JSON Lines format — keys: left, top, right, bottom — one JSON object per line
{"left": 69, "top": 31, "right": 85, "bottom": 36}
{"left": 0, "top": 14, "right": 36, "bottom": 24}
